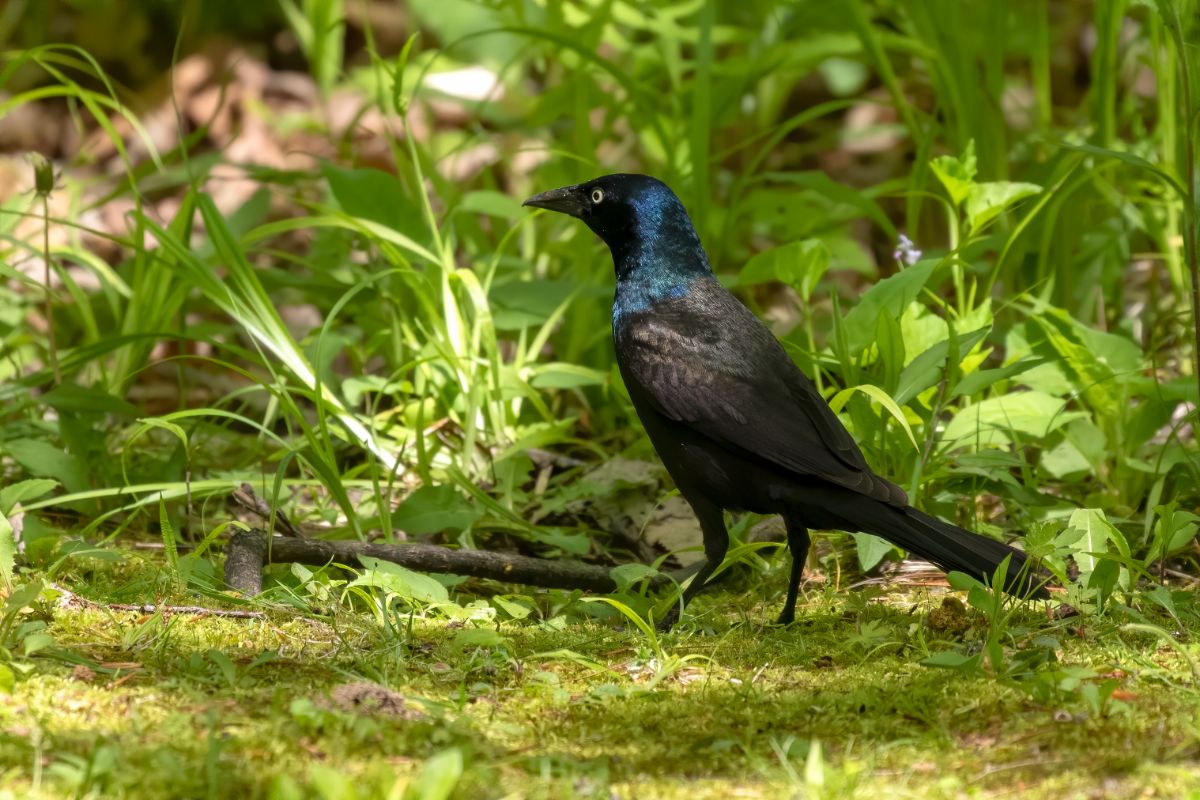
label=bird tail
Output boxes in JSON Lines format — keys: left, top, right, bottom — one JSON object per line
{"left": 857, "top": 504, "right": 1049, "bottom": 599}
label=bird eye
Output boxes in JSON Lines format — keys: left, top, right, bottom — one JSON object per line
{"left": 591, "top": 188, "right": 604, "bottom": 204}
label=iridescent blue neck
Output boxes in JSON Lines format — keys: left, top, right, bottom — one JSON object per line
{"left": 610, "top": 194, "right": 711, "bottom": 320}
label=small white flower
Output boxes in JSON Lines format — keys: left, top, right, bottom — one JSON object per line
{"left": 893, "top": 233, "right": 922, "bottom": 266}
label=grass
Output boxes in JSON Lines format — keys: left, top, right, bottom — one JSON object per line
{"left": 2, "top": 0, "right": 1200, "bottom": 796}
{"left": 2, "top": 554, "right": 1200, "bottom": 799}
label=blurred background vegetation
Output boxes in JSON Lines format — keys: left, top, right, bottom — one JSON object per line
{"left": 1, "top": 0, "right": 1198, "bottom": 601}
{"left": 2, "top": 0, "right": 1200, "bottom": 797}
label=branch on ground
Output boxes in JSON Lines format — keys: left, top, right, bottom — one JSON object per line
{"left": 223, "top": 528, "right": 673, "bottom": 596}
{"left": 51, "top": 582, "right": 266, "bottom": 619}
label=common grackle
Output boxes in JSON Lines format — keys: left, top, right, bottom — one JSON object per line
{"left": 525, "top": 174, "right": 1047, "bottom": 629}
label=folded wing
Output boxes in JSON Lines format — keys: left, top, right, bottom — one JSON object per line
{"left": 618, "top": 279, "right": 907, "bottom": 506}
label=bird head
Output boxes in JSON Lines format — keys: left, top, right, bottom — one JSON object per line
{"left": 524, "top": 174, "right": 705, "bottom": 272}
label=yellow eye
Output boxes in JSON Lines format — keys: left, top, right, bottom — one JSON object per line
{"left": 591, "top": 188, "right": 604, "bottom": 203}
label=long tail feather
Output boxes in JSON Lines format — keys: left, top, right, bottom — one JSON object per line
{"left": 853, "top": 504, "right": 1049, "bottom": 598}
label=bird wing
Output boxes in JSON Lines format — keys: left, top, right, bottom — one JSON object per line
{"left": 616, "top": 281, "right": 907, "bottom": 505}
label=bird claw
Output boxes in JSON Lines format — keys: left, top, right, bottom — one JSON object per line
{"left": 655, "top": 608, "right": 680, "bottom": 633}
{"left": 773, "top": 611, "right": 796, "bottom": 626}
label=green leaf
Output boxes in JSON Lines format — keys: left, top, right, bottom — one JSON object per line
{"left": 1156, "top": 513, "right": 1195, "bottom": 556}
{"left": 583, "top": 596, "right": 658, "bottom": 643}
{"left": 320, "top": 162, "right": 427, "bottom": 245}
{"left": 391, "top": 31, "right": 421, "bottom": 112}
{"left": 491, "top": 595, "right": 533, "bottom": 620}
{"left": 0, "top": 510, "right": 13, "bottom": 588}
{"left": 1028, "top": 308, "right": 1136, "bottom": 421}
{"left": 342, "top": 375, "right": 403, "bottom": 407}
{"left": 921, "top": 650, "right": 981, "bottom": 671}
{"left": 894, "top": 326, "right": 990, "bottom": 406}
{"left": 773, "top": 172, "right": 897, "bottom": 239}
{"left": 819, "top": 57, "right": 870, "bottom": 96}
{"left": 929, "top": 141, "right": 978, "bottom": 206}
{"left": 950, "top": 357, "right": 1047, "bottom": 399}
{"left": 841, "top": 259, "right": 936, "bottom": 354}
{"left": 0, "top": 664, "right": 13, "bottom": 694}
{"left": 144, "top": 193, "right": 401, "bottom": 481}
{"left": 1143, "top": 585, "right": 1180, "bottom": 624}
{"left": 852, "top": 533, "right": 894, "bottom": 571}
{"left": 352, "top": 555, "right": 449, "bottom": 604}
{"left": 39, "top": 383, "right": 139, "bottom": 417}
{"left": 529, "top": 363, "right": 608, "bottom": 389}
{"left": 458, "top": 190, "right": 523, "bottom": 218}
{"left": 609, "top": 563, "right": 660, "bottom": 592}
{"left": 206, "top": 649, "right": 238, "bottom": 687}
{"left": 965, "top": 181, "right": 1042, "bottom": 232}
{"left": 0, "top": 479, "right": 59, "bottom": 514}
{"left": 1041, "top": 439, "right": 1093, "bottom": 480}
{"left": 4, "top": 580, "right": 43, "bottom": 614}
{"left": 489, "top": 279, "right": 575, "bottom": 330}
{"left": 1088, "top": 558, "right": 1121, "bottom": 610}
{"left": 1075, "top": 326, "right": 1144, "bottom": 374}
{"left": 22, "top": 632, "right": 54, "bottom": 657}
{"left": 391, "top": 485, "right": 482, "bottom": 535}
{"left": 1063, "top": 508, "right": 1129, "bottom": 585}
{"left": 2, "top": 439, "right": 88, "bottom": 493}
{"left": 829, "top": 384, "right": 918, "bottom": 449}
{"left": 528, "top": 528, "right": 591, "bottom": 556}
{"left": 964, "top": 585, "right": 994, "bottom": 621}
{"left": 451, "top": 628, "right": 508, "bottom": 650}
{"left": 131, "top": 418, "right": 190, "bottom": 451}
{"left": 875, "top": 309, "right": 905, "bottom": 395}
{"left": 411, "top": 748, "right": 464, "bottom": 800}
{"left": 306, "top": 766, "right": 353, "bottom": 798}
{"left": 278, "top": 0, "right": 344, "bottom": 94}
{"left": 1060, "top": 142, "right": 1188, "bottom": 200}
{"left": 946, "top": 571, "right": 984, "bottom": 592}
{"left": 738, "top": 239, "right": 831, "bottom": 302}
{"left": 941, "top": 391, "right": 1083, "bottom": 447}
{"left": 159, "top": 496, "right": 180, "bottom": 581}
{"left": 407, "top": 0, "right": 521, "bottom": 67}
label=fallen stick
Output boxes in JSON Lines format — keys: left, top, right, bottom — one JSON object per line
{"left": 50, "top": 582, "right": 266, "bottom": 619}
{"left": 224, "top": 528, "right": 672, "bottom": 596}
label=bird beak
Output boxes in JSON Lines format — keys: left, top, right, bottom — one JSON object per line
{"left": 523, "top": 185, "right": 586, "bottom": 218}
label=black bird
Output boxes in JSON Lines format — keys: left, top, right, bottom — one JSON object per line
{"left": 524, "top": 174, "right": 1046, "bottom": 628}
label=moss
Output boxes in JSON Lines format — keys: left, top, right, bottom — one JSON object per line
{"left": 1, "top": 555, "right": 1198, "bottom": 799}
{"left": 926, "top": 596, "right": 974, "bottom": 637}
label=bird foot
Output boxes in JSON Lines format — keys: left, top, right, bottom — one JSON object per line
{"left": 655, "top": 607, "right": 680, "bottom": 633}
{"left": 773, "top": 610, "right": 796, "bottom": 626}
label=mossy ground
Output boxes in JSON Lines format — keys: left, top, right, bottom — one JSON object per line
{"left": 2, "top": 553, "right": 1198, "bottom": 799}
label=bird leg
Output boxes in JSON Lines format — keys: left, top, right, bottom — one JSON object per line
{"left": 656, "top": 499, "right": 729, "bottom": 632}
{"left": 775, "top": 516, "right": 811, "bottom": 626}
